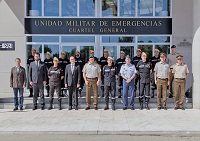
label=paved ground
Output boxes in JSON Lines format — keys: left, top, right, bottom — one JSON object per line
{"left": 0, "top": 93, "right": 198, "bottom": 140}
{"left": 0, "top": 134, "right": 200, "bottom": 141}
{"left": 0, "top": 108, "right": 200, "bottom": 133}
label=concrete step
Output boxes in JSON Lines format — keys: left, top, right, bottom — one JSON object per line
{"left": 0, "top": 102, "right": 193, "bottom": 109}
{"left": 0, "top": 95, "right": 191, "bottom": 103}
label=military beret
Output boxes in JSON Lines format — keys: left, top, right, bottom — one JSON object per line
{"left": 171, "top": 45, "right": 176, "bottom": 48}
{"left": 53, "top": 57, "right": 59, "bottom": 61}
{"left": 125, "top": 55, "right": 130, "bottom": 59}
{"left": 160, "top": 53, "right": 166, "bottom": 57}
{"left": 89, "top": 56, "right": 94, "bottom": 58}
{"left": 176, "top": 55, "right": 183, "bottom": 59}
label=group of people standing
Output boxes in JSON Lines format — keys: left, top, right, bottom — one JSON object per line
{"left": 10, "top": 45, "right": 189, "bottom": 111}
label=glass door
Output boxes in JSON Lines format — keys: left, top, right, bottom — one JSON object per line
{"left": 61, "top": 46, "right": 77, "bottom": 59}
{"left": 103, "top": 46, "right": 117, "bottom": 61}
{"left": 120, "top": 46, "right": 135, "bottom": 59}
{"left": 138, "top": 45, "right": 153, "bottom": 60}
{"left": 80, "top": 46, "right": 94, "bottom": 63}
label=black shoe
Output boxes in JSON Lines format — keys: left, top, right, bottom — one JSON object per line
{"left": 168, "top": 93, "right": 173, "bottom": 98}
{"left": 181, "top": 107, "right": 185, "bottom": 110}
{"left": 123, "top": 107, "right": 127, "bottom": 110}
{"left": 32, "top": 106, "right": 37, "bottom": 110}
{"left": 28, "top": 94, "right": 33, "bottom": 97}
{"left": 75, "top": 106, "right": 78, "bottom": 110}
{"left": 151, "top": 95, "right": 154, "bottom": 98}
{"left": 101, "top": 94, "right": 104, "bottom": 98}
{"left": 58, "top": 106, "right": 62, "bottom": 110}
{"left": 163, "top": 107, "right": 167, "bottom": 110}
{"left": 131, "top": 107, "right": 135, "bottom": 110}
{"left": 174, "top": 107, "right": 178, "bottom": 110}
{"left": 41, "top": 105, "right": 45, "bottom": 110}
{"left": 157, "top": 107, "right": 161, "bottom": 110}
{"left": 68, "top": 106, "right": 72, "bottom": 110}
{"left": 145, "top": 103, "right": 150, "bottom": 110}
{"left": 111, "top": 103, "right": 116, "bottom": 111}
{"left": 13, "top": 107, "right": 18, "bottom": 111}
{"left": 94, "top": 107, "right": 98, "bottom": 110}
{"left": 46, "top": 94, "right": 49, "bottom": 97}
{"left": 118, "top": 95, "right": 122, "bottom": 98}
{"left": 48, "top": 106, "right": 52, "bottom": 110}
{"left": 104, "top": 105, "right": 109, "bottom": 110}
{"left": 20, "top": 107, "right": 23, "bottom": 111}
{"left": 85, "top": 107, "right": 90, "bottom": 110}
{"left": 140, "top": 103, "right": 143, "bottom": 110}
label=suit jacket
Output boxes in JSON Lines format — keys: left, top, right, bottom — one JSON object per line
{"left": 10, "top": 66, "right": 26, "bottom": 88}
{"left": 65, "top": 64, "right": 81, "bottom": 87}
{"left": 29, "top": 60, "right": 47, "bottom": 84}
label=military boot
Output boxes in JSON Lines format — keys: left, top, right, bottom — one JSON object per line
{"left": 145, "top": 102, "right": 150, "bottom": 110}
{"left": 58, "top": 99, "right": 62, "bottom": 110}
{"left": 48, "top": 100, "right": 53, "bottom": 110}
{"left": 111, "top": 99, "right": 116, "bottom": 111}
{"left": 104, "top": 103, "right": 109, "bottom": 110}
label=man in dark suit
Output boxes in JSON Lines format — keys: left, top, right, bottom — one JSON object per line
{"left": 65, "top": 56, "right": 81, "bottom": 110}
{"left": 29, "top": 52, "right": 47, "bottom": 110}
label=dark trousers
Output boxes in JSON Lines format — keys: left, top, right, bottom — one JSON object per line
{"left": 49, "top": 85, "right": 61, "bottom": 104}
{"left": 13, "top": 88, "right": 24, "bottom": 108}
{"left": 139, "top": 82, "right": 150, "bottom": 103}
{"left": 104, "top": 84, "right": 116, "bottom": 103}
{"left": 68, "top": 85, "right": 78, "bottom": 106}
{"left": 33, "top": 83, "right": 45, "bottom": 106}
{"left": 134, "top": 74, "right": 140, "bottom": 91}
{"left": 117, "top": 75, "right": 123, "bottom": 93}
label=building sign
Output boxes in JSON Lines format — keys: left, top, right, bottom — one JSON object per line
{"left": 0, "top": 41, "right": 15, "bottom": 51}
{"left": 25, "top": 18, "right": 172, "bottom": 35}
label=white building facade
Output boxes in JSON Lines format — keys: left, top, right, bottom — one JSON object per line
{"left": 0, "top": 0, "right": 199, "bottom": 108}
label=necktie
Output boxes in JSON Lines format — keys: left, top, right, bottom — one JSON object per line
{"left": 71, "top": 64, "right": 74, "bottom": 74}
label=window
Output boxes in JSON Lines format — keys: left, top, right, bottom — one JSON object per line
{"left": 27, "top": 36, "right": 59, "bottom": 42}
{"left": 62, "top": 36, "right": 95, "bottom": 43}
{"left": 102, "top": 36, "right": 135, "bottom": 43}
{"left": 102, "top": 0, "right": 118, "bottom": 17}
{"left": 138, "top": 0, "right": 153, "bottom": 16}
{"left": 155, "top": 0, "right": 170, "bottom": 16}
{"left": 79, "top": 0, "right": 95, "bottom": 16}
{"left": 26, "top": 0, "right": 42, "bottom": 16}
{"left": 62, "top": 0, "right": 77, "bottom": 16}
{"left": 138, "top": 36, "right": 170, "bottom": 43}
{"left": 44, "top": 0, "right": 59, "bottom": 16}
{"left": 120, "top": 0, "right": 135, "bottom": 17}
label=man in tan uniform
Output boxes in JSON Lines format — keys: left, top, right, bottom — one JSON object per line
{"left": 172, "top": 55, "right": 189, "bottom": 110}
{"left": 83, "top": 56, "right": 101, "bottom": 110}
{"left": 154, "top": 53, "right": 170, "bottom": 110}
{"left": 166, "top": 45, "right": 179, "bottom": 98}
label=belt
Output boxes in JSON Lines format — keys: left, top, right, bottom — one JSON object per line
{"left": 157, "top": 78, "right": 168, "bottom": 80}
{"left": 175, "top": 78, "right": 185, "bottom": 80}
{"left": 86, "top": 77, "right": 98, "bottom": 80}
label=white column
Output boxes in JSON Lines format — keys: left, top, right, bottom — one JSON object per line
{"left": 192, "top": 0, "right": 200, "bottom": 109}
{"left": 192, "top": 27, "right": 200, "bottom": 109}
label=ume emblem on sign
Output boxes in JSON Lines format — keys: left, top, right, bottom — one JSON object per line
{"left": 1, "top": 43, "right": 13, "bottom": 48}
{"left": 0, "top": 41, "right": 15, "bottom": 51}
